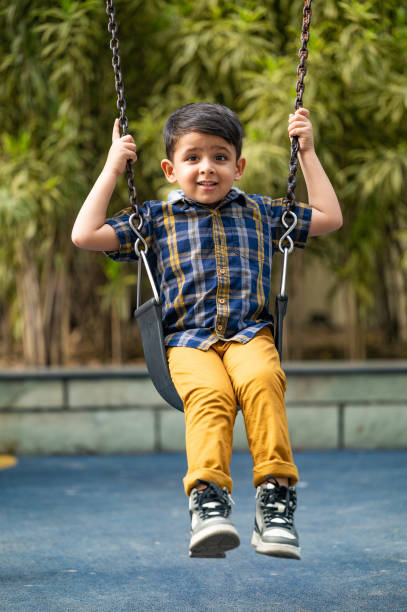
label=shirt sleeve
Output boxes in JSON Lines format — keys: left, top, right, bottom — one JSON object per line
{"left": 269, "top": 198, "right": 312, "bottom": 253}
{"left": 104, "top": 203, "right": 153, "bottom": 262}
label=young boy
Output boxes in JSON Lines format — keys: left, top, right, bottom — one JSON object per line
{"left": 72, "top": 103, "right": 342, "bottom": 560}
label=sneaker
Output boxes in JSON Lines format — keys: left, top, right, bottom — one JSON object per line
{"left": 189, "top": 480, "right": 240, "bottom": 558}
{"left": 251, "top": 477, "right": 300, "bottom": 560}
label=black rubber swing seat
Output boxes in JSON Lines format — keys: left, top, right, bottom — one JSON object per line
{"left": 134, "top": 298, "right": 184, "bottom": 412}
{"left": 274, "top": 293, "right": 288, "bottom": 361}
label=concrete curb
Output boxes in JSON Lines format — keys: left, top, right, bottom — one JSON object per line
{"left": 0, "top": 362, "right": 406, "bottom": 454}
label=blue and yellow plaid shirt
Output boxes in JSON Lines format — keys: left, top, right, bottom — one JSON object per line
{"left": 106, "top": 188, "right": 312, "bottom": 350}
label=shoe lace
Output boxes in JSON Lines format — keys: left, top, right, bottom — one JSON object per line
{"left": 195, "top": 480, "right": 232, "bottom": 519}
{"left": 260, "top": 478, "right": 297, "bottom": 528}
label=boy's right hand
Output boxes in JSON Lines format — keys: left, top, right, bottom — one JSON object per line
{"left": 104, "top": 118, "right": 138, "bottom": 176}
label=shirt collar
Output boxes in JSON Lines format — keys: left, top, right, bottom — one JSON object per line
{"left": 167, "top": 187, "right": 246, "bottom": 207}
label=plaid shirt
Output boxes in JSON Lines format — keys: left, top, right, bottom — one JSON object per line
{"left": 106, "top": 188, "right": 312, "bottom": 350}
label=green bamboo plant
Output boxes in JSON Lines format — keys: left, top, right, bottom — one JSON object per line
{"left": 0, "top": 0, "right": 406, "bottom": 364}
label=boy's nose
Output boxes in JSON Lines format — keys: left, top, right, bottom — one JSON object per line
{"left": 199, "top": 161, "right": 215, "bottom": 174}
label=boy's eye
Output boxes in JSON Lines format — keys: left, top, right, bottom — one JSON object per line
{"left": 215, "top": 154, "right": 227, "bottom": 161}
{"left": 186, "top": 155, "right": 198, "bottom": 161}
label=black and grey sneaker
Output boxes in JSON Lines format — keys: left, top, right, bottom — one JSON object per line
{"left": 251, "top": 477, "right": 300, "bottom": 560}
{"left": 189, "top": 480, "right": 240, "bottom": 558}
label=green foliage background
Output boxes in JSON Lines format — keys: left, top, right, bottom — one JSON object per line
{"left": 0, "top": 0, "right": 406, "bottom": 364}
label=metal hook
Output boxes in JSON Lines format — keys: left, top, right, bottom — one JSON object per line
{"left": 278, "top": 210, "right": 298, "bottom": 255}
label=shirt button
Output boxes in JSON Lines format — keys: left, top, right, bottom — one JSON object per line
{"left": 219, "top": 268, "right": 226, "bottom": 274}
{"left": 218, "top": 298, "right": 225, "bottom": 304}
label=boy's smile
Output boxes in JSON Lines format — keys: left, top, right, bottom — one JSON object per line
{"left": 161, "top": 132, "right": 246, "bottom": 206}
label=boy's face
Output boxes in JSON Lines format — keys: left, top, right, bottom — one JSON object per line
{"left": 161, "top": 132, "right": 246, "bottom": 206}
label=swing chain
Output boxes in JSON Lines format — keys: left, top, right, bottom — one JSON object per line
{"left": 284, "top": 0, "right": 312, "bottom": 226}
{"left": 105, "top": 0, "right": 147, "bottom": 256}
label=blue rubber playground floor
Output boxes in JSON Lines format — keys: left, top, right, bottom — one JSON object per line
{"left": 1, "top": 450, "right": 406, "bottom": 611}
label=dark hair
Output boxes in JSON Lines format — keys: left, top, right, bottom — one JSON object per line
{"left": 163, "top": 102, "right": 243, "bottom": 160}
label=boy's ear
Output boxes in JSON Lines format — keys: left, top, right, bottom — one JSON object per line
{"left": 161, "top": 159, "right": 177, "bottom": 184}
{"left": 234, "top": 157, "right": 246, "bottom": 181}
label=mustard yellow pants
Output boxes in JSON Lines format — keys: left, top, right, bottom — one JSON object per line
{"left": 167, "top": 327, "right": 298, "bottom": 496}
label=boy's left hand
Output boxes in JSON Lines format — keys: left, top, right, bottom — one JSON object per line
{"left": 288, "top": 108, "right": 314, "bottom": 153}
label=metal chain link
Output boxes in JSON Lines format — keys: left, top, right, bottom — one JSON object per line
{"left": 285, "top": 0, "right": 312, "bottom": 212}
{"left": 105, "top": 0, "right": 147, "bottom": 255}
{"left": 281, "top": 0, "right": 312, "bottom": 254}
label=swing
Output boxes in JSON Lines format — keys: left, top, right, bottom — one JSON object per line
{"left": 105, "top": 0, "right": 312, "bottom": 412}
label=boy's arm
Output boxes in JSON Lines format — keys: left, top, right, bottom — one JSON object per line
{"left": 71, "top": 119, "right": 138, "bottom": 251}
{"left": 288, "top": 108, "right": 343, "bottom": 237}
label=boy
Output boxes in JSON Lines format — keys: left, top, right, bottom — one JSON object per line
{"left": 72, "top": 103, "right": 342, "bottom": 560}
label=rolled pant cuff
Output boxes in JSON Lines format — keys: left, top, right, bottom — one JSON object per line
{"left": 184, "top": 469, "right": 233, "bottom": 496}
{"left": 253, "top": 460, "right": 299, "bottom": 488}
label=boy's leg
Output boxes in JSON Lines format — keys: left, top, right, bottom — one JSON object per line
{"left": 222, "top": 327, "right": 300, "bottom": 559}
{"left": 223, "top": 327, "right": 298, "bottom": 487}
{"left": 167, "top": 345, "right": 238, "bottom": 495}
{"left": 167, "top": 345, "right": 240, "bottom": 557}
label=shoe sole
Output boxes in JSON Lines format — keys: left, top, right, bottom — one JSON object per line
{"left": 190, "top": 525, "right": 240, "bottom": 558}
{"left": 251, "top": 530, "right": 301, "bottom": 560}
